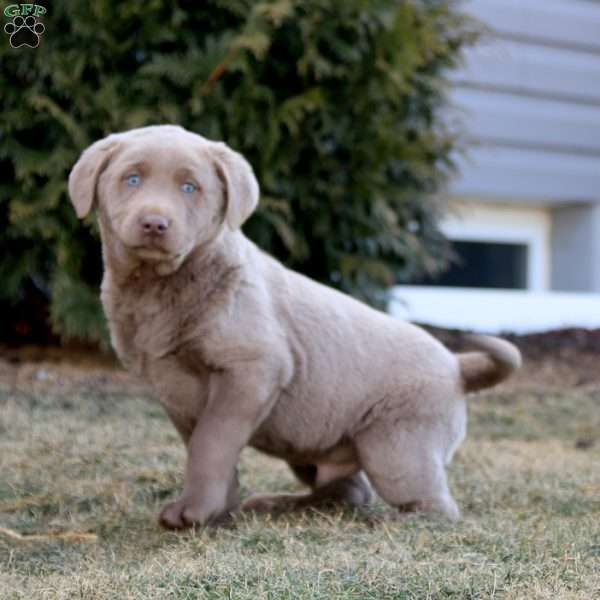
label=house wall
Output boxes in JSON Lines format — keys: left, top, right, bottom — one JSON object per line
{"left": 449, "top": 0, "right": 600, "bottom": 205}
{"left": 446, "top": 0, "right": 600, "bottom": 292}
{"left": 388, "top": 287, "right": 600, "bottom": 334}
{"left": 551, "top": 203, "right": 600, "bottom": 292}
{"left": 389, "top": 0, "right": 600, "bottom": 332}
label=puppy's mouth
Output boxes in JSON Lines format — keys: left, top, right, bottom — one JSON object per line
{"left": 129, "top": 244, "right": 181, "bottom": 261}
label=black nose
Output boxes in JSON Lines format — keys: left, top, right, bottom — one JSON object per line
{"left": 140, "top": 214, "right": 170, "bottom": 235}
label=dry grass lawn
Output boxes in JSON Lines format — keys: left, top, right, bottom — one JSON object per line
{"left": 1, "top": 349, "right": 599, "bottom": 599}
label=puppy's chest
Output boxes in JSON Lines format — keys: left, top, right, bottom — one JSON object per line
{"left": 103, "top": 261, "right": 240, "bottom": 372}
{"left": 105, "top": 288, "right": 209, "bottom": 376}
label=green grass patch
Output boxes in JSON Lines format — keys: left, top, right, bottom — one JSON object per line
{"left": 1, "top": 373, "right": 599, "bottom": 599}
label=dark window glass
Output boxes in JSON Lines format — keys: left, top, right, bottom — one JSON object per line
{"left": 418, "top": 241, "right": 528, "bottom": 289}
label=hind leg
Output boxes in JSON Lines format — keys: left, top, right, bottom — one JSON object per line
{"left": 288, "top": 463, "right": 318, "bottom": 487}
{"left": 355, "top": 424, "right": 460, "bottom": 521}
{"left": 291, "top": 465, "right": 374, "bottom": 507}
{"left": 241, "top": 463, "right": 373, "bottom": 514}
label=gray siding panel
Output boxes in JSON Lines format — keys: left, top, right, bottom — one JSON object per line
{"left": 450, "top": 88, "right": 600, "bottom": 154}
{"left": 467, "top": 0, "right": 600, "bottom": 52}
{"left": 551, "top": 205, "right": 598, "bottom": 291}
{"left": 452, "top": 146, "right": 600, "bottom": 203}
{"left": 454, "top": 39, "right": 600, "bottom": 104}
{"left": 451, "top": 0, "right": 600, "bottom": 203}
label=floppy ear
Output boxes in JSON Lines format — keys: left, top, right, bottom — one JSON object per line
{"left": 212, "top": 143, "right": 259, "bottom": 230}
{"left": 68, "top": 137, "right": 120, "bottom": 218}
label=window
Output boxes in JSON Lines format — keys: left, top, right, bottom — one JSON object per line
{"left": 437, "top": 201, "right": 551, "bottom": 291}
{"left": 422, "top": 240, "right": 529, "bottom": 289}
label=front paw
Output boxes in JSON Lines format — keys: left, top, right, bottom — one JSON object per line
{"left": 158, "top": 490, "right": 236, "bottom": 530}
{"left": 158, "top": 497, "right": 212, "bottom": 530}
{"left": 159, "top": 498, "right": 192, "bottom": 529}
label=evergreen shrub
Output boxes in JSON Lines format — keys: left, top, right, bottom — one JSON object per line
{"left": 0, "top": 0, "right": 475, "bottom": 346}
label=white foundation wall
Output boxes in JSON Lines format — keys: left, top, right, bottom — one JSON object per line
{"left": 388, "top": 287, "right": 600, "bottom": 334}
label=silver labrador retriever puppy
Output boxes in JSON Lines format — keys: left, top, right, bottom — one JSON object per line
{"left": 69, "top": 125, "right": 521, "bottom": 529}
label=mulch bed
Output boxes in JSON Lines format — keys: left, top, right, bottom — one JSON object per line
{"left": 1, "top": 327, "right": 599, "bottom": 389}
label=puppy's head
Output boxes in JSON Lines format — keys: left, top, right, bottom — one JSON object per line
{"left": 68, "top": 125, "right": 258, "bottom": 271}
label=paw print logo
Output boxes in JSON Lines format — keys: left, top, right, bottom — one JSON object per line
{"left": 4, "top": 15, "right": 45, "bottom": 48}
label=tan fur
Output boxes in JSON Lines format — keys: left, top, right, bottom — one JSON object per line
{"left": 458, "top": 335, "right": 522, "bottom": 393}
{"left": 68, "top": 125, "right": 521, "bottom": 528}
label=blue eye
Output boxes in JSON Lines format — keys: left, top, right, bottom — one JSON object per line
{"left": 127, "top": 174, "right": 141, "bottom": 187}
{"left": 181, "top": 182, "right": 196, "bottom": 194}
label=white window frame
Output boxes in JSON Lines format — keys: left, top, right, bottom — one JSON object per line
{"left": 440, "top": 200, "right": 552, "bottom": 292}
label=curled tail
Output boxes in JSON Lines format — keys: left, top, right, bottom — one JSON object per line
{"left": 458, "top": 334, "right": 522, "bottom": 393}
